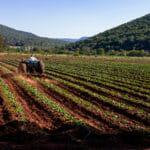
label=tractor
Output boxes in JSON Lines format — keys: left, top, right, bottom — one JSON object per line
{"left": 18, "top": 59, "right": 44, "bottom": 76}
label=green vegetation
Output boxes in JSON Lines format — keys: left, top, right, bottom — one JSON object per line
{"left": 0, "top": 24, "right": 70, "bottom": 48}
{"left": 0, "top": 57, "right": 149, "bottom": 132}
{"left": 0, "top": 34, "right": 5, "bottom": 52}
{"left": 1, "top": 14, "right": 150, "bottom": 56}
{"left": 16, "top": 77, "right": 85, "bottom": 125}
{"left": 63, "top": 14, "right": 150, "bottom": 56}
{"left": 0, "top": 77, "right": 27, "bottom": 121}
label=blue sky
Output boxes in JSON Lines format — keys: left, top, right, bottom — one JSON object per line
{"left": 0, "top": 0, "right": 150, "bottom": 38}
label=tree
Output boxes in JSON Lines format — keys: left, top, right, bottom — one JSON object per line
{"left": 33, "top": 46, "right": 42, "bottom": 53}
{"left": 63, "top": 14, "right": 150, "bottom": 52}
{"left": 120, "top": 49, "right": 127, "bottom": 56}
{"left": 127, "top": 50, "right": 148, "bottom": 57}
{"left": 107, "top": 50, "right": 120, "bottom": 56}
{"left": 75, "top": 48, "right": 80, "bottom": 56}
{"left": 44, "top": 48, "right": 54, "bottom": 54}
{"left": 0, "top": 35, "right": 5, "bottom": 52}
{"left": 96, "top": 48, "right": 105, "bottom": 55}
{"left": 80, "top": 46, "right": 90, "bottom": 55}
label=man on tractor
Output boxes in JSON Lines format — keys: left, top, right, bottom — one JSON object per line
{"left": 18, "top": 55, "right": 44, "bottom": 76}
{"left": 28, "top": 55, "right": 39, "bottom": 73}
{"left": 29, "top": 54, "right": 38, "bottom": 61}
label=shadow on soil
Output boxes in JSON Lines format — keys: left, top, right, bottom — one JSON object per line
{"left": 1, "top": 73, "right": 14, "bottom": 79}
{"left": 0, "top": 121, "right": 149, "bottom": 150}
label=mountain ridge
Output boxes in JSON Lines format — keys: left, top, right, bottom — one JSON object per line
{"left": 0, "top": 24, "right": 70, "bottom": 48}
{"left": 63, "top": 13, "right": 150, "bottom": 52}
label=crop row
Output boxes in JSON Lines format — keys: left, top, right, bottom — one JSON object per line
{"left": 45, "top": 68, "right": 150, "bottom": 103}
{"left": 0, "top": 76, "right": 27, "bottom": 121}
{"left": 45, "top": 70, "right": 150, "bottom": 109}
{"left": 45, "top": 62, "right": 150, "bottom": 89}
{"left": 43, "top": 72, "right": 150, "bottom": 122}
{"left": 0, "top": 59, "right": 150, "bottom": 132}
{"left": 2, "top": 59, "right": 150, "bottom": 90}
{"left": 1, "top": 60, "right": 150, "bottom": 118}
{"left": 35, "top": 74, "right": 149, "bottom": 131}
{"left": 44, "top": 60, "right": 150, "bottom": 83}
{"left": 2, "top": 59, "right": 150, "bottom": 103}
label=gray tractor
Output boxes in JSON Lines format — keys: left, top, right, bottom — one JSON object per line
{"left": 18, "top": 59, "right": 44, "bottom": 76}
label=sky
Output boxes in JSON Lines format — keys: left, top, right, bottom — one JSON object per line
{"left": 0, "top": 0, "right": 150, "bottom": 39}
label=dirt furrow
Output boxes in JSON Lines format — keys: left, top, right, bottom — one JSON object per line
{"left": 59, "top": 81, "right": 150, "bottom": 126}
{"left": 2, "top": 60, "right": 150, "bottom": 101}
{"left": 44, "top": 73, "right": 150, "bottom": 126}
{"left": 20, "top": 76, "right": 120, "bottom": 134}
{"left": 0, "top": 62, "right": 17, "bottom": 72}
{"left": 4, "top": 60, "right": 150, "bottom": 93}
{"left": 45, "top": 71, "right": 150, "bottom": 112}
{"left": 46, "top": 69, "right": 150, "bottom": 103}
{"left": 2, "top": 61, "right": 150, "bottom": 108}
{"left": 0, "top": 96, "right": 9, "bottom": 125}
{"left": 1, "top": 61, "right": 149, "bottom": 132}
{"left": 32, "top": 77, "right": 142, "bottom": 133}
{"left": 0, "top": 92, "right": 16, "bottom": 126}
{"left": 5, "top": 78, "right": 52, "bottom": 129}
{"left": 0, "top": 69, "right": 65, "bottom": 130}
{"left": 43, "top": 76, "right": 150, "bottom": 130}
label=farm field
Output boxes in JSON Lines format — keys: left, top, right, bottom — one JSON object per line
{"left": 0, "top": 55, "right": 150, "bottom": 149}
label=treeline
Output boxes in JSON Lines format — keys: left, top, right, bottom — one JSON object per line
{"left": 0, "top": 24, "right": 70, "bottom": 48}
{"left": 40, "top": 48, "right": 150, "bottom": 57}
{"left": 6, "top": 46, "right": 150, "bottom": 57}
{"left": 54, "top": 48, "right": 150, "bottom": 57}
{"left": 1, "top": 33, "right": 150, "bottom": 57}
{"left": 0, "top": 35, "right": 6, "bottom": 52}
{"left": 62, "top": 14, "right": 150, "bottom": 53}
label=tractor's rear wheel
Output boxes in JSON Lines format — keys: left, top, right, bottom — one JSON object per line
{"left": 38, "top": 61, "right": 44, "bottom": 75}
{"left": 18, "top": 62, "right": 27, "bottom": 74}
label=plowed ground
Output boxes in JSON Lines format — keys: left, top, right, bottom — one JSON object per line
{"left": 0, "top": 55, "right": 150, "bottom": 150}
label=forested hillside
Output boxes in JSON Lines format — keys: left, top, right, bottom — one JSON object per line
{"left": 0, "top": 24, "right": 70, "bottom": 48}
{"left": 64, "top": 14, "right": 150, "bottom": 53}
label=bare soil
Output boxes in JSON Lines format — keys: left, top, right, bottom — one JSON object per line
{"left": 0, "top": 56, "right": 149, "bottom": 149}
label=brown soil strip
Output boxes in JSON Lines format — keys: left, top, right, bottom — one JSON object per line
{"left": 0, "top": 96, "right": 10, "bottom": 126}
{"left": 2, "top": 59, "right": 150, "bottom": 93}
{"left": 45, "top": 71, "right": 150, "bottom": 112}
{"left": 57, "top": 81, "right": 150, "bottom": 127}
{"left": 0, "top": 62, "right": 17, "bottom": 72}
{"left": 2, "top": 61, "right": 150, "bottom": 107}
{"left": 48, "top": 77, "right": 149, "bottom": 129}
{"left": 32, "top": 77, "right": 149, "bottom": 133}
{"left": 23, "top": 77, "right": 119, "bottom": 134}
{"left": 0, "top": 92, "right": 17, "bottom": 126}
{"left": 42, "top": 73, "right": 150, "bottom": 127}
{"left": 46, "top": 69, "right": 150, "bottom": 103}
{"left": 2, "top": 63, "right": 149, "bottom": 131}
{"left": 0, "top": 69, "right": 66, "bottom": 131}
{"left": 46, "top": 62, "right": 149, "bottom": 83}
{"left": 1, "top": 55, "right": 150, "bottom": 63}
{"left": 0, "top": 61, "right": 149, "bottom": 132}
